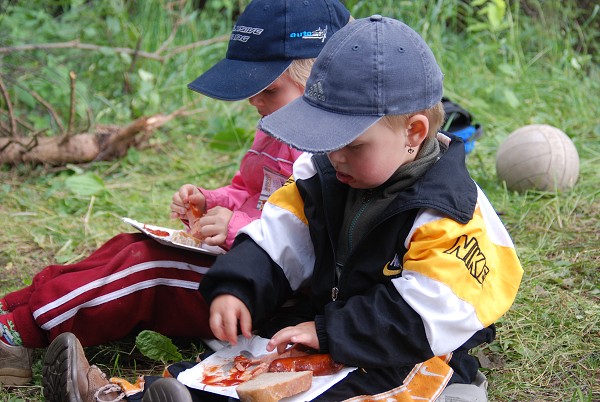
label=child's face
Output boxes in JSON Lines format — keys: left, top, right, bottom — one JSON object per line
{"left": 327, "top": 120, "right": 413, "bottom": 189}
{"left": 249, "top": 73, "right": 304, "bottom": 117}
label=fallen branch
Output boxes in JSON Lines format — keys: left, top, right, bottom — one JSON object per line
{"left": 0, "top": 108, "right": 189, "bottom": 166}
{"left": 0, "top": 110, "right": 36, "bottom": 135}
{"left": 93, "top": 107, "right": 186, "bottom": 161}
{"left": 0, "top": 40, "right": 164, "bottom": 60}
{"left": 0, "top": 35, "right": 229, "bottom": 62}
{"left": 163, "top": 34, "right": 229, "bottom": 58}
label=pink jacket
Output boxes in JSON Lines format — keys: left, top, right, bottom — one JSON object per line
{"left": 196, "top": 129, "right": 303, "bottom": 249}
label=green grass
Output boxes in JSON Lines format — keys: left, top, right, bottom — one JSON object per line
{"left": 1, "top": 1, "right": 599, "bottom": 401}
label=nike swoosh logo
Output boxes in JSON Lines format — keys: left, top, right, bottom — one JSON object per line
{"left": 382, "top": 261, "right": 402, "bottom": 276}
{"left": 419, "top": 365, "right": 445, "bottom": 378}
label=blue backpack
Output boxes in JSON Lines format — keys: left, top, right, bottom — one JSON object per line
{"left": 442, "top": 97, "right": 483, "bottom": 154}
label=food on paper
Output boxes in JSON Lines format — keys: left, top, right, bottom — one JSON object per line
{"left": 197, "top": 347, "right": 306, "bottom": 387}
{"left": 121, "top": 217, "right": 225, "bottom": 256}
{"left": 196, "top": 345, "right": 343, "bottom": 391}
{"left": 268, "top": 354, "right": 344, "bottom": 376}
{"left": 236, "top": 371, "right": 313, "bottom": 402}
{"left": 176, "top": 335, "right": 356, "bottom": 401}
{"left": 200, "top": 354, "right": 270, "bottom": 387}
{"left": 143, "top": 225, "right": 170, "bottom": 237}
{"left": 170, "top": 230, "right": 204, "bottom": 247}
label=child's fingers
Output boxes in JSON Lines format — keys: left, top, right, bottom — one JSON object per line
{"left": 222, "top": 313, "right": 242, "bottom": 345}
{"left": 169, "top": 202, "right": 187, "bottom": 220}
{"left": 238, "top": 306, "right": 253, "bottom": 339}
{"left": 202, "top": 234, "right": 226, "bottom": 247}
{"left": 209, "top": 295, "right": 250, "bottom": 345}
{"left": 267, "top": 328, "right": 295, "bottom": 353}
{"left": 267, "top": 322, "right": 318, "bottom": 353}
{"left": 209, "top": 309, "right": 238, "bottom": 345}
{"left": 174, "top": 184, "right": 193, "bottom": 203}
{"left": 170, "top": 202, "right": 186, "bottom": 214}
{"left": 287, "top": 332, "right": 317, "bottom": 351}
{"left": 209, "top": 313, "right": 228, "bottom": 344}
{"left": 187, "top": 192, "right": 206, "bottom": 212}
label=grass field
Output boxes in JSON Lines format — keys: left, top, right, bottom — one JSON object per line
{"left": 1, "top": 1, "right": 598, "bottom": 401}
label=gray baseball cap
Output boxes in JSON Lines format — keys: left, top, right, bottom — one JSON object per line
{"left": 259, "top": 15, "right": 444, "bottom": 153}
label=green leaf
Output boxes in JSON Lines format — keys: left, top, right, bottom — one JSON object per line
{"left": 471, "top": 0, "right": 488, "bottom": 7}
{"left": 502, "top": 88, "right": 520, "bottom": 108}
{"left": 135, "top": 330, "right": 183, "bottom": 363}
{"left": 487, "top": 0, "right": 506, "bottom": 29}
{"left": 125, "top": 147, "right": 141, "bottom": 165}
{"left": 14, "top": 86, "right": 37, "bottom": 108}
{"left": 207, "top": 127, "right": 247, "bottom": 151}
{"left": 466, "top": 22, "right": 488, "bottom": 33}
{"left": 138, "top": 69, "right": 154, "bottom": 82}
{"left": 65, "top": 173, "right": 106, "bottom": 196}
{"left": 498, "top": 63, "right": 517, "bottom": 77}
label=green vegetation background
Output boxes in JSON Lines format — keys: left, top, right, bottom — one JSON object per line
{"left": 1, "top": 0, "right": 598, "bottom": 401}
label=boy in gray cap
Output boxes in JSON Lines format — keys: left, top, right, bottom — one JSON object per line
{"left": 201, "top": 15, "right": 523, "bottom": 401}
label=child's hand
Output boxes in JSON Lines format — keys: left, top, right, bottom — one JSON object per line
{"left": 266, "top": 321, "right": 318, "bottom": 354}
{"left": 209, "top": 294, "right": 252, "bottom": 345}
{"left": 194, "top": 206, "right": 234, "bottom": 246}
{"left": 170, "top": 184, "right": 206, "bottom": 221}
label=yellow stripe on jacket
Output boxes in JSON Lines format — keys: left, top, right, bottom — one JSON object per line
{"left": 239, "top": 176, "right": 315, "bottom": 291}
{"left": 393, "top": 187, "right": 523, "bottom": 355}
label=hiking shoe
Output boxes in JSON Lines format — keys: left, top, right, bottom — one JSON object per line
{"left": 42, "top": 332, "right": 125, "bottom": 402}
{"left": 436, "top": 371, "right": 488, "bottom": 402}
{"left": 142, "top": 378, "right": 193, "bottom": 402}
{"left": 0, "top": 340, "right": 33, "bottom": 385}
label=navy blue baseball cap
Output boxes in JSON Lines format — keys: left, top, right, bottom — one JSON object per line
{"left": 259, "top": 15, "right": 444, "bottom": 153}
{"left": 187, "top": 0, "right": 350, "bottom": 101}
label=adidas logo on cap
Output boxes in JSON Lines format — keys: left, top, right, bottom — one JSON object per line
{"left": 307, "top": 81, "right": 325, "bottom": 101}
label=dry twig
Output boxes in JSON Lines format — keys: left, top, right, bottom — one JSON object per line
{"left": 67, "top": 71, "right": 77, "bottom": 137}
{"left": 0, "top": 75, "right": 17, "bottom": 137}
{"left": 28, "top": 89, "right": 65, "bottom": 134}
{"left": 0, "top": 35, "right": 229, "bottom": 62}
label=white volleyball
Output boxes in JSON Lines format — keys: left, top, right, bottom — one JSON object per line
{"left": 496, "top": 124, "right": 579, "bottom": 192}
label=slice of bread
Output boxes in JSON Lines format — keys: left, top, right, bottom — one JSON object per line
{"left": 171, "top": 230, "right": 203, "bottom": 247}
{"left": 236, "top": 371, "right": 312, "bottom": 402}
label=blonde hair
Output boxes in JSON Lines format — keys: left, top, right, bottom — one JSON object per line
{"left": 381, "top": 101, "right": 445, "bottom": 138}
{"left": 285, "top": 58, "right": 315, "bottom": 89}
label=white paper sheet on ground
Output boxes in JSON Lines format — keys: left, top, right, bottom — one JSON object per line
{"left": 177, "top": 335, "right": 356, "bottom": 401}
{"left": 121, "top": 217, "right": 225, "bottom": 256}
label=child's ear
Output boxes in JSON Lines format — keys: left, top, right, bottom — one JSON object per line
{"left": 406, "top": 114, "right": 429, "bottom": 146}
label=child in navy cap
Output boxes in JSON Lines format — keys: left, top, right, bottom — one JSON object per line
{"left": 202, "top": 15, "right": 523, "bottom": 401}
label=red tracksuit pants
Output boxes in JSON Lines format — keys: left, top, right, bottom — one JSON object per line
{"left": 3, "top": 233, "right": 214, "bottom": 348}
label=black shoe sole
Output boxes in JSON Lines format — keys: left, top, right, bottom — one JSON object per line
{"left": 42, "top": 332, "right": 82, "bottom": 402}
{"left": 142, "top": 377, "right": 193, "bottom": 402}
